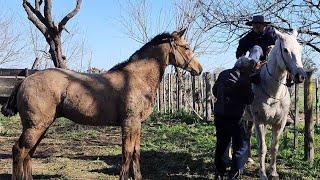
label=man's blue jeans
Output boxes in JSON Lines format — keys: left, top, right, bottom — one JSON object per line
{"left": 214, "top": 117, "right": 248, "bottom": 174}
{"left": 249, "top": 45, "right": 263, "bottom": 62}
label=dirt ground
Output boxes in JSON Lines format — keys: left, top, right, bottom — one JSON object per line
{"left": 0, "top": 126, "right": 123, "bottom": 180}
{"left": 0, "top": 115, "right": 318, "bottom": 179}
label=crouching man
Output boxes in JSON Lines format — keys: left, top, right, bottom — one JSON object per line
{"left": 213, "top": 57, "right": 256, "bottom": 180}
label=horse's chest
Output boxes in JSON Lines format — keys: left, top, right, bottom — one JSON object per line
{"left": 125, "top": 91, "right": 154, "bottom": 120}
{"left": 252, "top": 98, "right": 289, "bottom": 123}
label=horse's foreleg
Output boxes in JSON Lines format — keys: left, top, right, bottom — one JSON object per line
{"left": 255, "top": 123, "right": 267, "bottom": 180}
{"left": 269, "top": 123, "right": 285, "bottom": 179}
{"left": 132, "top": 122, "right": 142, "bottom": 180}
{"left": 120, "top": 120, "right": 140, "bottom": 180}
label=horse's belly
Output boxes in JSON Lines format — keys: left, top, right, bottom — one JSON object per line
{"left": 251, "top": 98, "right": 289, "bottom": 124}
{"left": 62, "top": 94, "right": 120, "bottom": 126}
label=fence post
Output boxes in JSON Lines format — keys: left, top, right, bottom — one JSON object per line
{"left": 204, "top": 72, "right": 213, "bottom": 121}
{"left": 163, "top": 75, "right": 167, "bottom": 113}
{"left": 180, "top": 74, "right": 185, "bottom": 108}
{"left": 168, "top": 74, "right": 172, "bottom": 112}
{"left": 304, "top": 71, "right": 314, "bottom": 162}
{"left": 198, "top": 76, "right": 203, "bottom": 116}
{"left": 192, "top": 76, "right": 196, "bottom": 111}
{"left": 157, "top": 87, "right": 160, "bottom": 112}
{"left": 294, "top": 83, "right": 299, "bottom": 149}
{"left": 316, "top": 78, "right": 319, "bottom": 124}
{"left": 176, "top": 73, "right": 180, "bottom": 110}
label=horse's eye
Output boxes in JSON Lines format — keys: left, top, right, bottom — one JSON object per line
{"left": 283, "top": 48, "right": 289, "bottom": 53}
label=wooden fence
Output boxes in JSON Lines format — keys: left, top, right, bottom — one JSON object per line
{"left": 0, "top": 68, "right": 318, "bottom": 161}
{"left": 154, "top": 72, "right": 320, "bottom": 123}
{"left": 0, "top": 68, "right": 38, "bottom": 104}
{"left": 0, "top": 68, "right": 318, "bottom": 124}
{"left": 154, "top": 72, "right": 215, "bottom": 121}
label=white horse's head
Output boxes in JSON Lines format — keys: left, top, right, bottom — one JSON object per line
{"left": 273, "top": 29, "right": 306, "bottom": 83}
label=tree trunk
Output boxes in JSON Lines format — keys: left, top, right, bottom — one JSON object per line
{"left": 23, "top": 0, "right": 82, "bottom": 69}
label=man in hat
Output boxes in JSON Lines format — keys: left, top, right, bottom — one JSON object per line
{"left": 236, "top": 15, "right": 294, "bottom": 125}
{"left": 213, "top": 57, "right": 256, "bottom": 180}
{"left": 236, "top": 15, "right": 277, "bottom": 64}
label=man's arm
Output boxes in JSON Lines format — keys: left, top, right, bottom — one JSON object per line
{"left": 236, "top": 36, "right": 250, "bottom": 59}
{"left": 265, "top": 26, "right": 277, "bottom": 44}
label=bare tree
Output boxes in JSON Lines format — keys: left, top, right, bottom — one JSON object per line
{"left": 28, "top": 22, "right": 91, "bottom": 71}
{"left": 22, "top": 0, "right": 82, "bottom": 69}
{"left": 197, "top": 0, "right": 320, "bottom": 57}
{"left": 116, "top": 0, "right": 216, "bottom": 57}
{"left": 0, "top": 14, "right": 25, "bottom": 66}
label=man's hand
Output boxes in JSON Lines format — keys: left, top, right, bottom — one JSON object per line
{"left": 255, "top": 61, "right": 267, "bottom": 69}
{"left": 228, "top": 70, "right": 240, "bottom": 83}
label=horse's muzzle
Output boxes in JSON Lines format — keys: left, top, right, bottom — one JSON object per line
{"left": 191, "top": 66, "right": 202, "bottom": 76}
{"left": 294, "top": 68, "right": 306, "bottom": 83}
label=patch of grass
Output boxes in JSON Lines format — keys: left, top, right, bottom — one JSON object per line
{"left": 148, "top": 108, "right": 202, "bottom": 124}
{"left": 0, "top": 110, "right": 319, "bottom": 179}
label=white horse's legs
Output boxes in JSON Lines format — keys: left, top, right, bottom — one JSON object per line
{"left": 255, "top": 123, "right": 268, "bottom": 180}
{"left": 269, "top": 122, "right": 286, "bottom": 179}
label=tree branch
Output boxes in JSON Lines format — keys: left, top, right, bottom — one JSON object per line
{"left": 25, "top": 0, "right": 47, "bottom": 25}
{"left": 22, "top": 0, "right": 47, "bottom": 35}
{"left": 59, "top": 0, "right": 82, "bottom": 33}
{"left": 306, "top": 42, "right": 320, "bottom": 53}
{"left": 35, "top": 0, "right": 43, "bottom": 11}
{"left": 44, "top": 0, "right": 54, "bottom": 28}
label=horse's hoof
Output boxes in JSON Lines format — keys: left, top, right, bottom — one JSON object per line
{"left": 247, "top": 157, "right": 255, "bottom": 165}
{"left": 269, "top": 174, "right": 279, "bottom": 180}
{"left": 259, "top": 174, "right": 268, "bottom": 180}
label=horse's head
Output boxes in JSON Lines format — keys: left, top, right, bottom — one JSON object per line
{"left": 168, "top": 29, "right": 202, "bottom": 76}
{"left": 274, "top": 29, "right": 306, "bottom": 83}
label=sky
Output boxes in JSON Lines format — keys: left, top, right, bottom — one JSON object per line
{"left": 0, "top": 0, "right": 249, "bottom": 72}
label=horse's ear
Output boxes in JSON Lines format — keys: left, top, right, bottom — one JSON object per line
{"left": 292, "top": 29, "right": 298, "bottom": 38}
{"left": 172, "top": 28, "right": 187, "bottom": 38}
{"left": 274, "top": 29, "right": 285, "bottom": 40}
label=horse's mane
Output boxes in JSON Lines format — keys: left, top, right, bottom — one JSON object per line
{"left": 109, "top": 32, "right": 172, "bottom": 72}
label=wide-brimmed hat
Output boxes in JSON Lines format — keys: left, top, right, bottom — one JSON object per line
{"left": 245, "top": 15, "right": 271, "bottom": 26}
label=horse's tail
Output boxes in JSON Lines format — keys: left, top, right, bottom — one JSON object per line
{"left": 1, "top": 81, "right": 23, "bottom": 117}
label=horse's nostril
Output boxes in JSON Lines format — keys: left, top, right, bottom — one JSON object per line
{"left": 295, "top": 73, "right": 305, "bottom": 83}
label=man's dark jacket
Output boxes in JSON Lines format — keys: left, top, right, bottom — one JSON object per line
{"left": 213, "top": 68, "right": 254, "bottom": 121}
{"left": 236, "top": 26, "right": 277, "bottom": 60}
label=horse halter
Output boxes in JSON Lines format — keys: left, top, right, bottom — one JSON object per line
{"left": 169, "top": 38, "right": 194, "bottom": 68}
{"left": 265, "top": 40, "right": 291, "bottom": 86}
{"left": 278, "top": 41, "right": 292, "bottom": 73}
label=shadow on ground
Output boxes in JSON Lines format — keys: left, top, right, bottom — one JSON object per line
{"left": 76, "top": 150, "right": 214, "bottom": 179}
{"left": 0, "top": 174, "right": 61, "bottom": 180}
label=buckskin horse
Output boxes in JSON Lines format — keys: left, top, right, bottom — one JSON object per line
{"left": 1, "top": 29, "right": 202, "bottom": 180}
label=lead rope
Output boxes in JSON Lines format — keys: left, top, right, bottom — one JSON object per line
{"left": 175, "top": 67, "right": 204, "bottom": 120}
{"left": 168, "top": 39, "right": 204, "bottom": 120}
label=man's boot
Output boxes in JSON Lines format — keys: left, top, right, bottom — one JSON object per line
{"left": 215, "top": 172, "right": 224, "bottom": 180}
{"left": 228, "top": 170, "right": 241, "bottom": 180}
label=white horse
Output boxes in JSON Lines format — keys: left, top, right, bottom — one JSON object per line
{"left": 250, "top": 29, "right": 306, "bottom": 179}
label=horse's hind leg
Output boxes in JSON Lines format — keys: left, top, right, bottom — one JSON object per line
{"left": 132, "top": 122, "right": 142, "bottom": 180}
{"left": 12, "top": 126, "right": 47, "bottom": 180}
{"left": 23, "top": 127, "right": 49, "bottom": 180}
{"left": 269, "top": 123, "right": 285, "bottom": 179}
{"left": 120, "top": 119, "right": 141, "bottom": 180}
